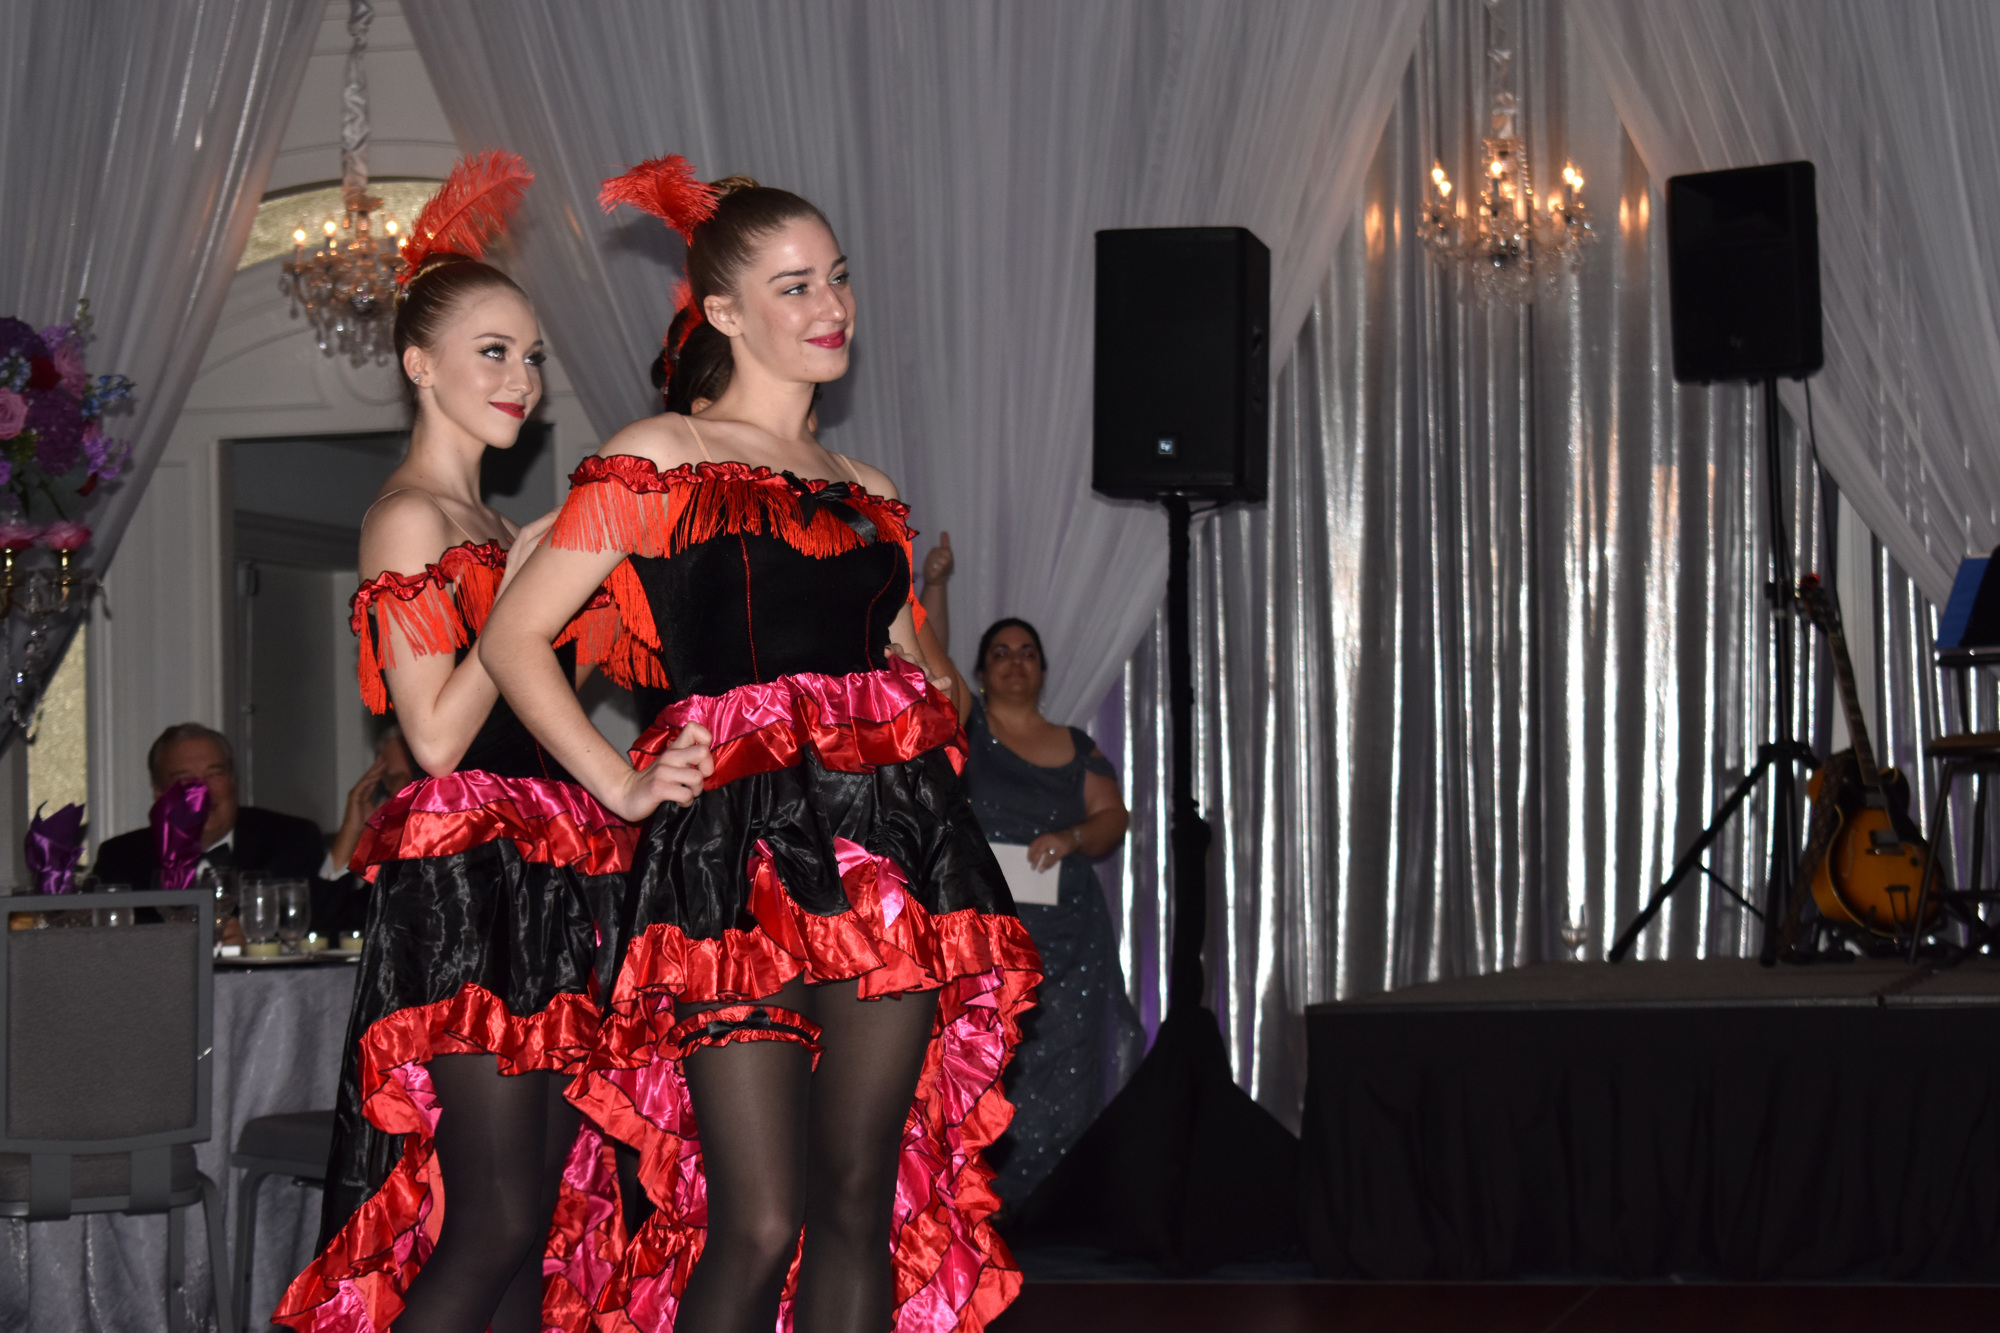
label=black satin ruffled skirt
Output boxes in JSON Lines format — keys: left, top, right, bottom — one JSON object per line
{"left": 619, "top": 747, "right": 1017, "bottom": 956}
{"left": 316, "top": 838, "right": 610, "bottom": 1248}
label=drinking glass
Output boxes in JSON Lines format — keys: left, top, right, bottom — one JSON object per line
{"left": 277, "top": 879, "right": 310, "bottom": 954}
{"left": 195, "top": 864, "right": 238, "bottom": 940}
{"left": 240, "top": 876, "right": 279, "bottom": 952}
{"left": 94, "top": 882, "right": 134, "bottom": 929}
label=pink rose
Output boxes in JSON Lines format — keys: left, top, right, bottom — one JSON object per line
{"left": 0, "top": 391, "right": 23, "bottom": 441}
{"left": 50, "top": 342, "right": 87, "bottom": 396}
{"left": 0, "top": 522, "right": 40, "bottom": 551}
{"left": 41, "top": 521, "right": 89, "bottom": 554}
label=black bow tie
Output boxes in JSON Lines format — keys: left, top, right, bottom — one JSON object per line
{"left": 782, "top": 472, "right": 877, "bottom": 543}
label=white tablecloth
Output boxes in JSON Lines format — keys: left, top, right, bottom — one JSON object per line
{"left": 2, "top": 961, "right": 358, "bottom": 1333}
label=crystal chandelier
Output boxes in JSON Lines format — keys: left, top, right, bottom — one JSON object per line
{"left": 1419, "top": 6, "right": 1593, "bottom": 303}
{"left": 280, "top": 0, "right": 406, "bottom": 361}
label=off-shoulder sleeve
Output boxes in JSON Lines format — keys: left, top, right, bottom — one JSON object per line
{"left": 347, "top": 544, "right": 506, "bottom": 714}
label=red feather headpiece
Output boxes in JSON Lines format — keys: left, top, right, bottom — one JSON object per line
{"left": 397, "top": 150, "right": 534, "bottom": 288}
{"left": 598, "top": 155, "right": 717, "bottom": 243}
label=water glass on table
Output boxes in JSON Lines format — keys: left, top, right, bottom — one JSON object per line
{"left": 241, "top": 876, "right": 281, "bottom": 957}
{"left": 193, "top": 863, "right": 238, "bottom": 940}
{"left": 277, "top": 878, "right": 310, "bottom": 954}
{"left": 93, "top": 882, "right": 134, "bottom": 928}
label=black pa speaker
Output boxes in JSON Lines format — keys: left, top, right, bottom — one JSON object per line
{"left": 1667, "top": 161, "right": 1823, "bottom": 384}
{"left": 1093, "top": 227, "right": 1269, "bottom": 501}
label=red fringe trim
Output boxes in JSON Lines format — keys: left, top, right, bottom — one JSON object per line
{"left": 555, "top": 569, "right": 669, "bottom": 690}
{"left": 550, "top": 456, "right": 915, "bottom": 562}
{"left": 274, "top": 984, "right": 614, "bottom": 1333}
{"left": 348, "top": 543, "right": 506, "bottom": 715}
{"left": 569, "top": 839, "right": 1041, "bottom": 1333}
{"left": 350, "top": 542, "right": 663, "bottom": 710}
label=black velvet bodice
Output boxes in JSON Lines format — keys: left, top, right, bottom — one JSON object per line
{"left": 633, "top": 533, "right": 910, "bottom": 703}
{"left": 455, "top": 639, "right": 580, "bottom": 781}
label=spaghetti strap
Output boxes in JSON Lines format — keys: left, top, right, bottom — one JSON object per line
{"left": 364, "top": 487, "right": 488, "bottom": 548}
{"left": 830, "top": 451, "right": 863, "bottom": 485}
{"left": 684, "top": 415, "right": 715, "bottom": 463}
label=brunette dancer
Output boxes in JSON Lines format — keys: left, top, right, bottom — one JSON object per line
{"left": 482, "top": 158, "right": 1039, "bottom": 1333}
{"left": 274, "top": 153, "right": 710, "bottom": 1333}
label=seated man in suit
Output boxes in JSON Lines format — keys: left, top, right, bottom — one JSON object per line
{"left": 94, "top": 722, "right": 331, "bottom": 924}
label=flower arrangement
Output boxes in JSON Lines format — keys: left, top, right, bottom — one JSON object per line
{"left": 0, "top": 299, "right": 134, "bottom": 551}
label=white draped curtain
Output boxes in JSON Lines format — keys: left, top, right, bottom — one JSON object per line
{"left": 0, "top": 4, "right": 320, "bottom": 1324}
{"left": 1574, "top": 0, "right": 2000, "bottom": 606}
{"left": 0, "top": 0, "right": 321, "bottom": 729}
{"left": 400, "top": 0, "right": 1426, "bottom": 724}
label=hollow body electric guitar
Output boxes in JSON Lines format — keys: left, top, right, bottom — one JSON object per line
{"left": 1795, "top": 575, "right": 1934, "bottom": 936}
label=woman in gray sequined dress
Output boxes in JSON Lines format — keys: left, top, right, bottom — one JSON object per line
{"left": 957, "top": 615, "right": 1145, "bottom": 1207}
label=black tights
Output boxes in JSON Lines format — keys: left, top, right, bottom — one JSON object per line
{"left": 393, "top": 1054, "right": 580, "bottom": 1333}
{"left": 672, "top": 976, "right": 939, "bottom": 1333}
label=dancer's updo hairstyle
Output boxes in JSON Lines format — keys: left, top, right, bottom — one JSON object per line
{"left": 599, "top": 159, "right": 833, "bottom": 406}
{"left": 661, "top": 305, "right": 733, "bottom": 413}
{"left": 684, "top": 175, "right": 835, "bottom": 309}
{"left": 393, "top": 256, "right": 526, "bottom": 370}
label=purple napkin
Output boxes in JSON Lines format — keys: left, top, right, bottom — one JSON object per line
{"left": 25, "top": 801, "right": 85, "bottom": 894}
{"left": 151, "top": 778, "right": 209, "bottom": 892}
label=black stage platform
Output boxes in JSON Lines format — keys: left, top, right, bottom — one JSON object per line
{"left": 1302, "top": 959, "right": 2000, "bottom": 1283}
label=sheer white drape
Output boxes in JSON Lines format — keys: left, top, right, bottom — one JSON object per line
{"left": 0, "top": 0, "right": 320, "bottom": 719}
{"left": 401, "top": 0, "right": 1425, "bottom": 723}
{"left": 1573, "top": 0, "right": 2000, "bottom": 605}
{"left": 0, "top": 2, "right": 319, "bottom": 1322}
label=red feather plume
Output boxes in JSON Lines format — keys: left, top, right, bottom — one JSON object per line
{"left": 667, "top": 278, "right": 701, "bottom": 351}
{"left": 398, "top": 150, "right": 534, "bottom": 287}
{"left": 599, "top": 154, "right": 717, "bottom": 243}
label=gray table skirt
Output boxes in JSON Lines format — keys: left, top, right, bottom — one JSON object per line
{"left": 3, "top": 962, "right": 357, "bottom": 1332}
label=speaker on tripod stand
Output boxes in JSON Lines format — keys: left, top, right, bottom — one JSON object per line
{"left": 1608, "top": 161, "right": 1825, "bottom": 964}
{"left": 1010, "top": 227, "right": 1301, "bottom": 1269}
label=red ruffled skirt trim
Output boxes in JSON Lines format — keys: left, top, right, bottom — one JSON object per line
{"left": 273, "top": 985, "right": 623, "bottom": 1333}
{"left": 571, "top": 836, "right": 1041, "bottom": 1333}
{"left": 352, "top": 771, "right": 638, "bottom": 880}
{"left": 629, "top": 655, "right": 967, "bottom": 788}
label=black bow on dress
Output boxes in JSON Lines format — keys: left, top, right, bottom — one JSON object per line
{"left": 781, "top": 470, "right": 878, "bottom": 543}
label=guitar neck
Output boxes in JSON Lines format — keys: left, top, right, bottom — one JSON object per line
{"left": 1822, "top": 614, "right": 1881, "bottom": 781}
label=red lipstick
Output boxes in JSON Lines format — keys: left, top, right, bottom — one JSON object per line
{"left": 807, "top": 331, "right": 847, "bottom": 350}
{"left": 490, "top": 401, "right": 526, "bottom": 419}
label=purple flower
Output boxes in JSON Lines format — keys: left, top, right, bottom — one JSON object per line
{"left": 24, "top": 391, "right": 82, "bottom": 474}
{"left": 0, "top": 460, "right": 13, "bottom": 487}
{"left": 0, "top": 391, "right": 23, "bottom": 441}
{"left": 0, "top": 319, "right": 46, "bottom": 362}
{"left": 82, "top": 422, "right": 129, "bottom": 482}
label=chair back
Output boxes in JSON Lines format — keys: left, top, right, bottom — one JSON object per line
{"left": 1, "top": 889, "right": 213, "bottom": 1216}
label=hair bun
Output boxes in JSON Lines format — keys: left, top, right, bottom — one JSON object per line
{"left": 707, "top": 175, "right": 761, "bottom": 202}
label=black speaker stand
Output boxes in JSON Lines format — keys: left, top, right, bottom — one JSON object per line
{"left": 1609, "top": 377, "right": 1815, "bottom": 965}
{"left": 1010, "top": 494, "right": 1300, "bottom": 1270}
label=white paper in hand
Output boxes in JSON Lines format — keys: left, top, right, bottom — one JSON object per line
{"left": 989, "top": 840, "right": 1061, "bottom": 905}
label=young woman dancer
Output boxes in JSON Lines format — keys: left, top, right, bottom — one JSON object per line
{"left": 275, "top": 153, "right": 711, "bottom": 1333}
{"left": 481, "top": 158, "right": 1040, "bottom": 1333}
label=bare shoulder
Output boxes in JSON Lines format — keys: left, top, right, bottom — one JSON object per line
{"left": 598, "top": 413, "right": 706, "bottom": 472}
{"left": 358, "top": 489, "right": 458, "bottom": 581}
{"left": 841, "top": 456, "right": 899, "bottom": 501}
